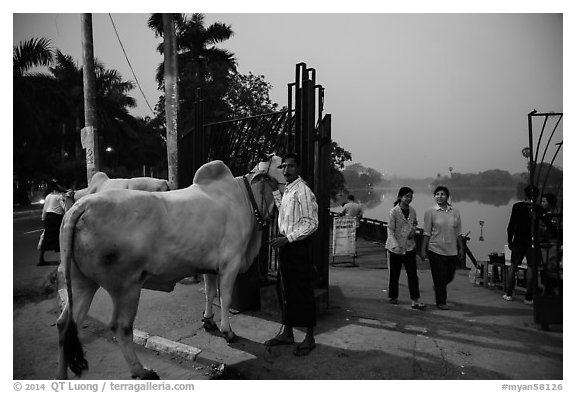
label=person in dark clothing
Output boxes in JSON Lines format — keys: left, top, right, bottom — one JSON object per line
{"left": 265, "top": 153, "right": 319, "bottom": 356}
{"left": 539, "top": 193, "right": 560, "bottom": 241}
{"left": 38, "top": 179, "right": 66, "bottom": 266}
{"left": 502, "top": 185, "right": 540, "bottom": 304}
{"left": 538, "top": 192, "right": 562, "bottom": 295}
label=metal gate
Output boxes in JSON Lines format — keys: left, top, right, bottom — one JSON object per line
{"left": 178, "top": 63, "right": 332, "bottom": 304}
{"left": 526, "top": 110, "right": 563, "bottom": 329}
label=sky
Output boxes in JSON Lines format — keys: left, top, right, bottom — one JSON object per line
{"left": 11, "top": 8, "right": 566, "bottom": 179}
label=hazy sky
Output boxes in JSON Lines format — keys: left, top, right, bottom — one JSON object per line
{"left": 12, "top": 12, "right": 564, "bottom": 178}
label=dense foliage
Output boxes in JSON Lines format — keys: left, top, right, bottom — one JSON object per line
{"left": 13, "top": 37, "right": 166, "bottom": 205}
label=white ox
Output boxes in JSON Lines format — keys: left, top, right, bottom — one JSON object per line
{"left": 63, "top": 172, "right": 170, "bottom": 211}
{"left": 55, "top": 155, "right": 285, "bottom": 380}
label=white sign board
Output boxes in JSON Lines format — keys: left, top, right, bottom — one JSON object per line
{"left": 332, "top": 217, "right": 356, "bottom": 256}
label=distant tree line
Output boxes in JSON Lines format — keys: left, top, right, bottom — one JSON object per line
{"left": 432, "top": 169, "right": 519, "bottom": 188}
{"left": 431, "top": 163, "right": 562, "bottom": 192}
{"left": 341, "top": 163, "right": 389, "bottom": 189}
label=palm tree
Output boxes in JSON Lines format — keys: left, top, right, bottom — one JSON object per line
{"left": 13, "top": 38, "right": 57, "bottom": 205}
{"left": 94, "top": 62, "right": 138, "bottom": 164}
{"left": 47, "top": 53, "right": 141, "bottom": 182}
{"left": 147, "top": 13, "right": 237, "bottom": 127}
{"left": 15, "top": 37, "right": 152, "bottom": 199}
{"left": 49, "top": 51, "right": 84, "bottom": 162}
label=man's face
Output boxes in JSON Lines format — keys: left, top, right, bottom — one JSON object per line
{"left": 281, "top": 157, "right": 300, "bottom": 184}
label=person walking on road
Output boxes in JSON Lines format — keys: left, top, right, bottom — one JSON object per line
{"left": 421, "top": 186, "right": 464, "bottom": 310}
{"left": 266, "top": 153, "right": 319, "bottom": 356}
{"left": 386, "top": 187, "right": 426, "bottom": 310}
{"left": 38, "top": 179, "right": 66, "bottom": 266}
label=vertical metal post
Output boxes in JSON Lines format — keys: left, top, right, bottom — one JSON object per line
{"left": 163, "top": 13, "right": 179, "bottom": 190}
{"left": 527, "top": 110, "right": 539, "bottom": 301}
{"left": 295, "top": 63, "right": 305, "bottom": 157}
{"left": 528, "top": 110, "right": 536, "bottom": 187}
{"left": 287, "top": 83, "right": 295, "bottom": 152}
{"left": 81, "top": 13, "right": 100, "bottom": 183}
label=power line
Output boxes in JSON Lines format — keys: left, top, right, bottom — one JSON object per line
{"left": 108, "top": 14, "right": 155, "bottom": 116}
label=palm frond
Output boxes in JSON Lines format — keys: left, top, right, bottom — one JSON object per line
{"left": 205, "top": 23, "right": 234, "bottom": 45}
{"left": 13, "top": 37, "right": 53, "bottom": 75}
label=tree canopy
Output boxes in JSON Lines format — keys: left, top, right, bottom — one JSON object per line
{"left": 14, "top": 15, "right": 353, "bottom": 204}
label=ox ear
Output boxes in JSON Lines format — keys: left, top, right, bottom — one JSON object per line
{"left": 249, "top": 155, "right": 270, "bottom": 175}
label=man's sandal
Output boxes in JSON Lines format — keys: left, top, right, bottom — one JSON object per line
{"left": 264, "top": 336, "right": 294, "bottom": 346}
{"left": 293, "top": 342, "right": 316, "bottom": 356}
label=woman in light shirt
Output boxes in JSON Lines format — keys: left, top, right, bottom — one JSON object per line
{"left": 38, "top": 179, "right": 66, "bottom": 266}
{"left": 421, "top": 186, "right": 464, "bottom": 310}
{"left": 385, "top": 187, "right": 426, "bottom": 310}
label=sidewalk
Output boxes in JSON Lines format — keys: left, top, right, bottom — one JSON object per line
{"left": 84, "top": 238, "right": 563, "bottom": 380}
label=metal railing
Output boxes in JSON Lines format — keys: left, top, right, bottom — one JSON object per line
{"left": 329, "top": 211, "right": 424, "bottom": 247}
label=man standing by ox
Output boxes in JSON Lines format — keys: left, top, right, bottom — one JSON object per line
{"left": 266, "top": 153, "right": 319, "bottom": 356}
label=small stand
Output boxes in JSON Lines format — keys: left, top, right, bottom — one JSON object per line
{"left": 331, "top": 217, "right": 357, "bottom": 266}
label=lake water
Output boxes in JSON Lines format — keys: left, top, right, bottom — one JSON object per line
{"left": 333, "top": 187, "right": 523, "bottom": 263}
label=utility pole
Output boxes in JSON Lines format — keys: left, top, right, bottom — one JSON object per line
{"left": 163, "top": 14, "right": 179, "bottom": 189}
{"left": 80, "top": 13, "right": 100, "bottom": 184}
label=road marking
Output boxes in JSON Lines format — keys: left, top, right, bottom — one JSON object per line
{"left": 24, "top": 229, "right": 44, "bottom": 235}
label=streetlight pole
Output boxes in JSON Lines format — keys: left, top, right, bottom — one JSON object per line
{"left": 81, "top": 13, "right": 100, "bottom": 184}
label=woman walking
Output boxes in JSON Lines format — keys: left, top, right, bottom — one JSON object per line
{"left": 420, "top": 186, "right": 464, "bottom": 310}
{"left": 38, "top": 179, "right": 66, "bottom": 266}
{"left": 386, "top": 187, "right": 426, "bottom": 309}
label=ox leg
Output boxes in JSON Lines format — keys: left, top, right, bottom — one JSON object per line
{"left": 109, "top": 288, "right": 159, "bottom": 380}
{"left": 218, "top": 268, "right": 241, "bottom": 343}
{"left": 73, "top": 280, "right": 99, "bottom": 326}
{"left": 202, "top": 274, "right": 219, "bottom": 331}
{"left": 56, "top": 303, "right": 71, "bottom": 380}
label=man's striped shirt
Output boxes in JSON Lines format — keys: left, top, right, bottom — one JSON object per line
{"left": 272, "top": 176, "right": 318, "bottom": 243}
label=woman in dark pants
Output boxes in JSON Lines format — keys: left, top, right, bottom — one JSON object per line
{"left": 420, "top": 186, "right": 464, "bottom": 310}
{"left": 38, "top": 179, "right": 66, "bottom": 266}
{"left": 385, "top": 187, "right": 426, "bottom": 309}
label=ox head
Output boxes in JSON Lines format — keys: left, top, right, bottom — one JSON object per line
{"left": 243, "top": 154, "right": 285, "bottom": 228}
{"left": 249, "top": 153, "right": 285, "bottom": 194}
{"left": 62, "top": 189, "right": 76, "bottom": 212}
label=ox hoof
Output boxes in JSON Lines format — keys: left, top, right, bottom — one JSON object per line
{"left": 223, "top": 331, "right": 237, "bottom": 343}
{"left": 133, "top": 368, "right": 160, "bottom": 380}
{"left": 202, "top": 315, "right": 218, "bottom": 332}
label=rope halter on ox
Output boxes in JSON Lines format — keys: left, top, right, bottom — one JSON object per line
{"left": 242, "top": 175, "right": 270, "bottom": 230}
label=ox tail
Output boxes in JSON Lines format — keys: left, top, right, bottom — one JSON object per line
{"left": 58, "top": 204, "right": 89, "bottom": 377}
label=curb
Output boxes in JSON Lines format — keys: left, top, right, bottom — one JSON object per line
{"left": 132, "top": 329, "right": 222, "bottom": 368}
